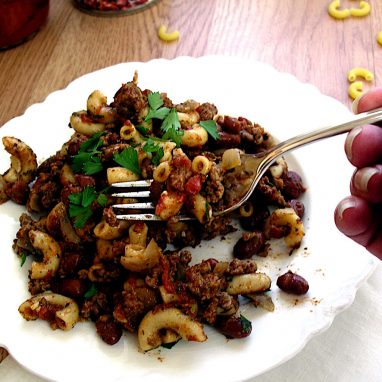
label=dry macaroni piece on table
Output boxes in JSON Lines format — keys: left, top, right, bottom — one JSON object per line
{"left": 1, "top": 73, "right": 306, "bottom": 351}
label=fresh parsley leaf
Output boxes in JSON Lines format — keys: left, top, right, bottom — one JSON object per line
{"left": 68, "top": 186, "right": 104, "bottom": 228}
{"left": 161, "top": 339, "right": 180, "bottom": 349}
{"left": 135, "top": 124, "right": 150, "bottom": 136}
{"left": 147, "top": 91, "right": 164, "bottom": 110}
{"left": 143, "top": 137, "right": 160, "bottom": 152}
{"left": 161, "top": 108, "right": 184, "bottom": 147}
{"left": 70, "top": 207, "right": 93, "bottom": 229}
{"left": 20, "top": 252, "right": 27, "bottom": 267}
{"left": 240, "top": 314, "right": 252, "bottom": 334}
{"left": 67, "top": 191, "right": 82, "bottom": 205}
{"left": 80, "top": 132, "right": 104, "bottom": 152}
{"left": 84, "top": 283, "right": 98, "bottom": 299}
{"left": 113, "top": 147, "right": 142, "bottom": 176}
{"left": 143, "top": 138, "right": 165, "bottom": 166}
{"left": 97, "top": 192, "right": 108, "bottom": 207}
{"left": 145, "top": 92, "right": 170, "bottom": 122}
{"left": 205, "top": 200, "right": 210, "bottom": 222}
{"left": 162, "top": 108, "right": 181, "bottom": 132}
{"left": 71, "top": 152, "right": 93, "bottom": 173}
{"left": 82, "top": 156, "right": 103, "bottom": 175}
{"left": 200, "top": 120, "right": 220, "bottom": 140}
{"left": 71, "top": 132, "right": 104, "bottom": 175}
{"left": 143, "top": 135, "right": 167, "bottom": 143}
{"left": 81, "top": 186, "right": 97, "bottom": 207}
{"left": 145, "top": 106, "right": 170, "bottom": 121}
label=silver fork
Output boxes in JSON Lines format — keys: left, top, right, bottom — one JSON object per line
{"left": 111, "top": 107, "right": 382, "bottom": 221}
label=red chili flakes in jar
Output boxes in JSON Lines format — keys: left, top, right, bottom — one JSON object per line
{"left": 73, "top": 0, "right": 157, "bottom": 14}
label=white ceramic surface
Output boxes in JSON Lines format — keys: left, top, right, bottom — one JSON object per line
{"left": 0, "top": 56, "right": 377, "bottom": 382}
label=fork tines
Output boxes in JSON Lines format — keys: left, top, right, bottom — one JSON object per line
{"left": 111, "top": 180, "right": 157, "bottom": 220}
{"left": 111, "top": 179, "right": 154, "bottom": 210}
{"left": 111, "top": 179, "right": 153, "bottom": 198}
{"left": 110, "top": 179, "right": 193, "bottom": 221}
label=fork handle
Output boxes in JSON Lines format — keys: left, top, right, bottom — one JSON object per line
{"left": 259, "top": 106, "right": 382, "bottom": 166}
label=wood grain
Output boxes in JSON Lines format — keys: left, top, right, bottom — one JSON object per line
{"left": 0, "top": 0, "right": 381, "bottom": 362}
{"left": 0, "top": 0, "right": 381, "bottom": 128}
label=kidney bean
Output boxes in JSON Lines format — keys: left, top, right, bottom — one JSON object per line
{"left": 60, "top": 253, "right": 82, "bottom": 275}
{"left": 55, "top": 279, "right": 88, "bottom": 298}
{"left": 233, "top": 231, "right": 265, "bottom": 259}
{"left": 221, "top": 116, "right": 246, "bottom": 134}
{"left": 216, "top": 315, "right": 252, "bottom": 339}
{"left": 95, "top": 316, "right": 122, "bottom": 345}
{"left": 214, "top": 132, "right": 241, "bottom": 148}
{"left": 287, "top": 199, "right": 305, "bottom": 218}
{"left": 282, "top": 171, "right": 305, "bottom": 200}
{"left": 277, "top": 270, "right": 309, "bottom": 295}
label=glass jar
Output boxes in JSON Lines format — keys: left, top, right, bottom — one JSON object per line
{"left": 0, "top": 0, "right": 50, "bottom": 50}
{"left": 73, "top": 0, "right": 159, "bottom": 16}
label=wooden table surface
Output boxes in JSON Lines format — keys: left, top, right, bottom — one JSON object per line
{"left": 0, "top": 0, "right": 381, "bottom": 364}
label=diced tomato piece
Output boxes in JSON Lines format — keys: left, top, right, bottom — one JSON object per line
{"left": 172, "top": 155, "right": 192, "bottom": 170}
{"left": 184, "top": 175, "right": 202, "bottom": 195}
{"left": 160, "top": 255, "right": 175, "bottom": 293}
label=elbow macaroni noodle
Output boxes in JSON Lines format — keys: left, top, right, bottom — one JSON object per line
{"left": 349, "top": 1, "right": 371, "bottom": 17}
{"left": 107, "top": 166, "right": 140, "bottom": 184}
{"left": 180, "top": 124, "right": 209, "bottom": 147}
{"left": 348, "top": 81, "right": 364, "bottom": 100}
{"left": 29, "top": 230, "right": 61, "bottom": 280}
{"left": 328, "top": 0, "right": 371, "bottom": 19}
{"left": 121, "top": 238, "right": 161, "bottom": 272}
{"left": 138, "top": 307, "right": 206, "bottom": 352}
{"left": 158, "top": 25, "right": 180, "bottom": 42}
{"left": 94, "top": 219, "right": 130, "bottom": 240}
{"left": 153, "top": 161, "right": 171, "bottom": 182}
{"left": 328, "top": 0, "right": 351, "bottom": 19}
{"left": 120, "top": 122, "right": 144, "bottom": 144}
{"left": 128, "top": 222, "right": 148, "bottom": 246}
{"left": 191, "top": 155, "right": 212, "bottom": 175}
{"left": 347, "top": 67, "right": 373, "bottom": 82}
{"left": 19, "top": 293, "right": 79, "bottom": 331}
{"left": 347, "top": 67, "right": 373, "bottom": 100}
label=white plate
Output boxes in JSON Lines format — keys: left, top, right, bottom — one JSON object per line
{"left": 0, "top": 56, "right": 377, "bottom": 382}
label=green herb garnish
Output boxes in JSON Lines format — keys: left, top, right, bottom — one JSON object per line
{"left": 161, "top": 339, "right": 180, "bottom": 349}
{"left": 71, "top": 132, "right": 104, "bottom": 175}
{"left": 143, "top": 137, "right": 165, "bottom": 166}
{"left": 20, "top": 252, "right": 27, "bottom": 267}
{"left": 144, "top": 92, "right": 184, "bottom": 147}
{"left": 135, "top": 124, "right": 150, "bottom": 136}
{"left": 97, "top": 192, "right": 108, "bottom": 207}
{"left": 68, "top": 186, "right": 107, "bottom": 228}
{"left": 161, "top": 108, "right": 184, "bottom": 147}
{"left": 145, "top": 92, "right": 170, "bottom": 122}
{"left": 84, "top": 283, "right": 98, "bottom": 299}
{"left": 113, "top": 147, "right": 142, "bottom": 176}
{"left": 199, "top": 120, "right": 220, "bottom": 140}
{"left": 240, "top": 314, "right": 252, "bottom": 334}
{"left": 205, "top": 200, "right": 210, "bottom": 222}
